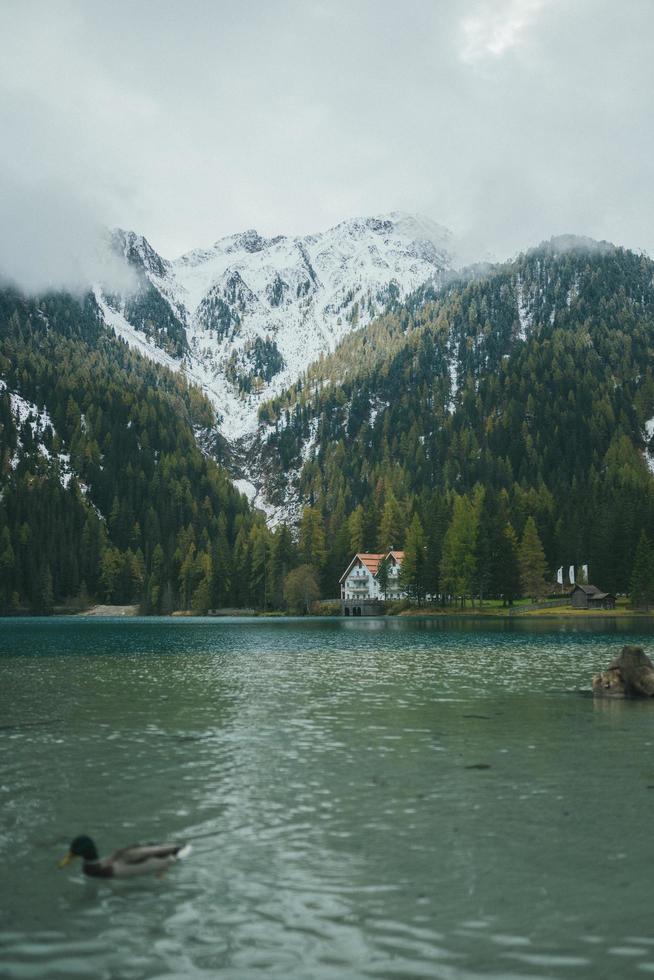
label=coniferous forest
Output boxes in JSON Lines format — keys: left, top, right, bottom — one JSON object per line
{"left": 257, "top": 242, "right": 654, "bottom": 605}
{"left": 3, "top": 240, "right": 654, "bottom": 613}
{"left": 0, "top": 288, "right": 267, "bottom": 613}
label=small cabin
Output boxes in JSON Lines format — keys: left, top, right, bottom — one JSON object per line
{"left": 569, "top": 584, "right": 616, "bottom": 610}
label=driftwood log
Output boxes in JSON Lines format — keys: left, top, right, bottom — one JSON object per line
{"left": 592, "top": 645, "right": 654, "bottom": 697}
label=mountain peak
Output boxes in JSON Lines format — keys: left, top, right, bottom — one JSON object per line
{"left": 225, "top": 229, "right": 270, "bottom": 254}
{"left": 530, "top": 234, "right": 617, "bottom": 258}
{"left": 111, "top": 228, "right": 169, "bottom": 278}
{"left": 101, "top": 211, "right": 457, "bottom": 441}
{"left": 325, "top": 210, "right": 453, "bottom": 248}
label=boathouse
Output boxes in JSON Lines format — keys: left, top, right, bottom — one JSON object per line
{"left": 569, "top": 584, "right": 616, "bottom": 610}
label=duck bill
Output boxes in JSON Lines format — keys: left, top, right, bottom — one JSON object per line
{"left": 58, "top": 851, "right": 74, "bottom": 868}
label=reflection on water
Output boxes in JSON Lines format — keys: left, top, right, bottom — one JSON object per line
{"left": 1, "top": 616, "right": 654, "bottom": 979}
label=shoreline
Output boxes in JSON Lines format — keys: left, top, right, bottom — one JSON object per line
{"left": 2, "top": 605, "right": 654, "bottom": 621}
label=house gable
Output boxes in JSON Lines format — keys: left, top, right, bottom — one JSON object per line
{"left": 339, "top": 553, "right": 384, "bottom": 584}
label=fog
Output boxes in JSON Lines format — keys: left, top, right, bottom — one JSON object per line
{"left": 1, "top": 0, "right": 652, "bottom": 292}
{"left": 0, "top": 174, "right": 135, "bottom": 295}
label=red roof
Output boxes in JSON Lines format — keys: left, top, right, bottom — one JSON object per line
{"left": 339, "top": 550, "right": 406, "bottom": 582}
{"left": 339, "top": 552, "right": 384, "bottom": 582}
{"left": 357, "top": 553, "right": 385, "bottom": 575}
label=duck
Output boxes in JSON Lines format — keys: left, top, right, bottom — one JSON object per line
{"left": 58, "top": 835, "right": 192, "bottom": 879}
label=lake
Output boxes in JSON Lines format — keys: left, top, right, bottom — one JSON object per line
{"left": 1, "top": 615, "right": 654, "bottom": 979}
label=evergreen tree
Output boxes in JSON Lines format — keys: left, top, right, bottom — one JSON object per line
{"left": 249, "top": 524, "right": 271, "bottom": 609}
{"left": 269, "top": 524, "right": 297, "bottom": 609}
{"left": 146, "top": 543, "right": 165, "bottom": 612}
{"left": 376, "top": 556, "right": 390, "bottom": 599}
{"left": 298, "top": 506, "right": 327, "bottom": 569}
{"left": 440, "top": 492, "right": 481, "bottom": 606}
{"left": 210, "top": 514, "right": 232, "bottom": 609}
{"left": 422, "top": 493, "right": 449, "bottom": 602}
{"left": 399, "top": 514, "right": 427, "bottom": 604}
{"left": 191, "top": 551, "right": 213, "bottom": 614}
{"left": 378, "top": 489, "right": 404, "bottom": 552}
{"left": 33, "top": 564, "right": 53, "bottom": 615}
{"left": 630, "top": 531, "right": 654, "bottom": 609}
{"left": 495, "top": 523, "right": 521, "bottom": 605}
{"left": 0, "top": 526, "right": 15, "bottom": 607}
{"left": 347, "top": 505, "right": 365, "bottom": 554}
{"left": 518, "top": 516, "right": 549, "bottom": 601}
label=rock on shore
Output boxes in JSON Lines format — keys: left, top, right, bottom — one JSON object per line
{"left": 592, "top": 645, "right": 654, "bottom": 697}
{"left": 79, "top": 604, "right": 139, "bottom": 617}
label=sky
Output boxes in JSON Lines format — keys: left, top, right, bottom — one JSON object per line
{"left": 0, "top": 0, "right": 653, "bottom": 289}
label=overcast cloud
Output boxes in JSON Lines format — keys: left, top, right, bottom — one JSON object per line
{"left": 0, "top": 0, "right": 652, "bottom": 289}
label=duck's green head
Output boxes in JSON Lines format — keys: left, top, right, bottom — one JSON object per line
{"left": 58, "top": 835, "right": 99, "bottom": 867}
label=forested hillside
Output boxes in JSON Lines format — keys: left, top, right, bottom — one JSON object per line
{"left": 4, "top": 239, "right": 654, "bottom": 614}
{"left": 0, "top": 287, "right": 269, "bottom": 613}
{"left": 256, "top": 241, "right": 654, "bottom": 600}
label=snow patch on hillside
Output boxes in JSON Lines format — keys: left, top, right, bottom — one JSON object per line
{"left": 301, "top": 419, "right": 319, "bottom": 463}
{"left": 98, "top": 212, "right": 456, "bottom": 444}
{"left": 95, "top": 291, "right": 180, "bottom": 373}
{"left": 643, "top": 417, "right": 654, "bottom": 474}
{"left": 233, "top": 478, "right": 257, "bottom": 503}
{"left": 0, "top": 380, "right": 73, "bottom": 486}
{"left": 516, "top": 277, "right": 532, "bottom": 340}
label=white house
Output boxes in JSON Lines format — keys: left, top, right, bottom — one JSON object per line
{"left": 339, "top": 550, "right": 406, "bottom": 614}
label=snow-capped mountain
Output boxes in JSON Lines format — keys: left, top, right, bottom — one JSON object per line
{"left": 97, "top": 212, "right": 455, "bottom": 442}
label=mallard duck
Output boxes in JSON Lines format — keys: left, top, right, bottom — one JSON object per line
{"left": 58, "top": 835, "right": 192, "bottom": 879}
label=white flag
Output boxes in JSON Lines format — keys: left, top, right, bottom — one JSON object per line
{"left": 581, "top": 564, "right": 589, "bottom": 583}
{"left": 557, "top": 566, "right": 563, "bottom": 584}
{"left": 568, "top": 565, "right": 575, "bottom": 584}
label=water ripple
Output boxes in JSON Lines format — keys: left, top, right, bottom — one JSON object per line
{"left": 2, "top": 617, "right": 654, "bottom": 978}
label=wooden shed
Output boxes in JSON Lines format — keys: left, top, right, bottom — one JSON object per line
{"left": 569, "top": 584, "right": 616, "bottom": 610}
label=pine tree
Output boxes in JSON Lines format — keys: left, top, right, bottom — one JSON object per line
{"left": 0, "top": 526, "right": 15, "bottom": 608}
{"left": 347, "top": 506, "right": 365, "bottom": 554}
{"left": 422, "top": 493, "right": 449, "bottom": 602}
{"left": 378, "top": 489, "right": 404, "bottom": 552}
{"left": 269, "top": 524, "right": 297, "bottom": 609}
{"left": 518, "top": 516, "right": 549, "bottom": 601}
{"left": 630, "top": 531, "right": 654, "bottom": 609}
{"left": 210, "top": 513, "right": 232, "bottom": 609}
{"left": 495, "top": 523, "right": 521, "bottom": 605}
{"left": 399, "top": 514, "right": 427, "bottom": 604}
{"left": 376, "top": 556, "right": 390, "bottom": 599}
{"left": 250, "top": 525, "right": 271, "bottom": 609}
{"left": 299, "top": 506, "right": 327, "bottom": 569}
{"left": 439, "top": 492, "right": 480, "bottom": 606}
{"left": 33, "top": 564, "right": 53, "bottom": 615}
{"left": 146, "top": 543, "right": 165, "bottom": 612}
{"left": 191, "top": 552, "right": 213, "bottom": 614}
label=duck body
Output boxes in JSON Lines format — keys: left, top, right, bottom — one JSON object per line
{"left": 59, "top": 835, "right": 192, "bottom": 879}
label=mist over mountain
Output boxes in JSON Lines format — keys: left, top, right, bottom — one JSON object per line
{"left": 0, "top": 177, "right": 137, "bottom": 298}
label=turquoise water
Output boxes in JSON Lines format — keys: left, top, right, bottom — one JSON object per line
{"left": 1, "top": 615, "right": 654, "bottom": 979}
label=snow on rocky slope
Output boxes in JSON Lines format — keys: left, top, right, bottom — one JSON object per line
{"left": 0, "top": 380, "right": 73, "bottom": 487}
{"left": 98, "top": 212, "right": 455, "bottom": 442}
